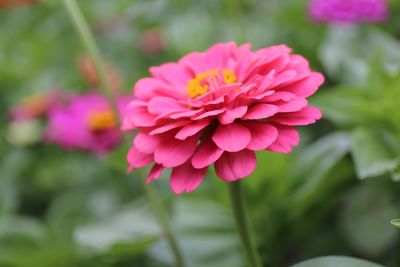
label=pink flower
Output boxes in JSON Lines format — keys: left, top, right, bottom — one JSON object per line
{"left": 45, "top": 92, "right": 128, "bottom": 154}
{"left": 123, "top": 42, "right": 324, "bottom": 194}
{"left": 308, "top": 0, "right": 388, "bottom": 24}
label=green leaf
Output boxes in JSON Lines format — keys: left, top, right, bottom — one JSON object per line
{"left": 149, "top": 198, "right": 245, "bottom": 267}
{"left": 311, "top": 87, "right": 375, "bottom": 127}
{"left": 291, "top": 256, "right": 384, "bottom": 267}
{"left": 339, "top": 183, "right": 399, "bottom": 256}
{"left": 391, "top": 219, "right": 400, "bottom": 228}
{"left": 290, "top": 133, "right": 351, "bottom": 214}
{"left": 351, "top": 127, "right": 399, "bottom": 179}
{"left": 74, "top": 201, "right": 160, "bottom": 256}
{"left": 319, "top": 26, "right": 400, "bottom": 84}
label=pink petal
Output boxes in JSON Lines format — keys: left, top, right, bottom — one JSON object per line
{"left": 146, "top": 164, "right": 164, "bottom": 183}
{"left": 203, "top": 42, "right": 236, "bottom": 69}
{"left": 150, "top": 62, "right": 191, "bottom": 89}
{"left": 218, "top": 106, "right": 248, "bottom": 125}
{"left": 127, "top": 146, "right": 153, "bottom": 170}
{"left": 262, "top": 91, "right": 296, "bottom": 102}
{"left": 154, "top": 134, "right": 200, "bottom": 168}
{"left": 134, "top": 78, "right": 168, "bottom": 100}
{"left": 170, "top": 161, "right": 207, "bottom": 194}
{"left": 175, "top": 119, "right": 210, "bottom": 140}
{"left": 148, "top": 96, "right": 186, "bottom": 115}
{"left": 192, "top": 108, "right": 226, "bottom": 120}
{"left": 267, "top": 124, "right": 299, "bottom": 153}
{"left": 214, "top": 150, "right": 256, "bottom": 182}
{"left": 169, "top": 109, "right": 204, "bottom": 120}
{"left": 284, "top": 72, "right": 324, "bottom": 97}
{"left": 212, "top": 123, "right": 251, "bottom": 152}
{"left": 272, "top": 106, "right": 322, "bottom": 126}
{"left": 191, "top": 138, "right": 224, "bottom": 169}
{"left": 134, "top": 131, "right": 159, "bottom": 154}
{"left": 127, "top": 104, "right": 157, "bottom": 127}
{"left": 245, "top": 122, "right": 278, "bottom": 150}
{"left": 243, "top": 103, "right": 279, "bottom": 120}
{"left": 276, "top": 98, "right": 308, "bottom": 113}
{"left": 150, "top": 120, "right": 190, "bottom": 135}
{"left": 270, "top": 70, "right": 297, "bottom": 88}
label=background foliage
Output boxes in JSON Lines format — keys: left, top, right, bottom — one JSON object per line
{"left": 1, "top": 0, "right": 400, "bottom": 266}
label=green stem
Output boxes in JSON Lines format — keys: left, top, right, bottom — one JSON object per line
{"left": 228, "top": 181, "right": 262, "bottom": 267}
{"left": 62, "top": 2, "right": 185, "bottom": 266}
{"left": 139, "top": 172, "right": 186, "bottom": 267}
{"left": 61, "top": 0, "right": 119, "bottom": 117}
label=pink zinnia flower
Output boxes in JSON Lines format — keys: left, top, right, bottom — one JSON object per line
{"left": 123, "top": 42, "right": 324, "bottom": 194}
{"left": 45, "top": 92, "right": 128, "bottom": 154}
{"left": 308, "top": 0, "right": 388, "bottom": 24}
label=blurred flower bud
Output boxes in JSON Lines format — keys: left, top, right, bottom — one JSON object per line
{"left": 77, "top": 56, "right": 122, "bottom": 93}
{"left": 138, "top": 29, "right": 165, "bottom": 55}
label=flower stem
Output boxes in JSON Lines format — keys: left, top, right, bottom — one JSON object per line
{"left": 139, "top": 172, "right": 186, "bottom": 267}
{"left": 61, "top": 0, "right": 119, "bottom": 116}
{"left": 228, "top": 180, "right": 262, "bottom": 267}
{"left": 62, "top": 2, "right": 185, "bottom": 266}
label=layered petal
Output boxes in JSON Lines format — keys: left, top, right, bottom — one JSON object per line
{"left": 215, "top": 150, "right": 256, "bottom": 182}
{"left": 267, "top": 124, "right": 300, "bottom": 153}
{"left": 212, "top": 123, "right": 251, "bottom": 152}
{"left": 192, "top": 139, "right": 224, "bottom": 169}
{"left": 146, "top": 164, "right": 164, "bottom": 183}
{"left": 170, "top": 161, "right": 207, "bottom": 194}
{"left": 154, "top": 134, "right": 200, "bottom": 168}
{"left": 127, "top": 146, "right": 153, "bottom": 170}
{"left": 245, "top": 122, "right": 278, "bottom": 150}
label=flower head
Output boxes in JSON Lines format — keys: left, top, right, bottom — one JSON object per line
{"left": 308, "top": 0, "right": 388, "bottom": 24}
{"left": 45, "top": 92, "right": 128, "bottom": 154}
{"left": 123, "top": 42, "right": 324, "bottom": 194}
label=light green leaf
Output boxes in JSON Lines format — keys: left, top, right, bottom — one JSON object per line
{"left": 391, "top": 219, "right": 400, "bottom": 228}
{"left": 149, "top": 199, "right": 245, "bottom": 267}
{"left": 291, "top": 256, "right": 384, "bottom": 267}
{"left": 351, "top": 127, "right": 399, "bottom": 179}
{"left": 311, "top": 87, "right": 375, "bottom": 127}
{"left": 74, "top": 201, "right": 160, "bottom": 255}
{"left": 290, "top": 133, "right": 351, "bottom": 214}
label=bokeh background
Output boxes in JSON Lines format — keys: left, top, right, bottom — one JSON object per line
{"left": 1, "top": 0, "right": 400, "bottom": 266}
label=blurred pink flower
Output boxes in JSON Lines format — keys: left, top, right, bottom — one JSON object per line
{"left": 9, "top": 89, "right": 60, "bottom": 122}
{"left": 45, "top": 92, "right": 128, "bottom": 154}
{"left": 308, "top": 0, "right": 388, "bottom": 24}
{"left": 123, "top": 42, "right": 324, "bottom": 194}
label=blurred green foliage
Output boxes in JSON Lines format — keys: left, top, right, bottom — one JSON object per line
{"left": 1, "top": 0, "right": 400, "bottom": 266}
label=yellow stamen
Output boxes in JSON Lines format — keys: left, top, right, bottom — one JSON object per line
{"left": 88, "top": 110, "right": 116, "bottom": 131}
{"left": 185, "top": 68, "right": 238, "bottom": 98}
{"left": 222, "top": 69, "right": 237, "bottom": 84}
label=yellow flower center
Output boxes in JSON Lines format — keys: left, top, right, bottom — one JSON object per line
{"left": 87, "top": 110, "right": 116, "bottom": 131}
{"left": 186, "top": 68, "right": 238, "bottom": 98}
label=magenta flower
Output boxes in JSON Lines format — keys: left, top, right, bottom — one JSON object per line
{"left": 45, "top": 92, "right": 127, "bottom": 154}
{"left": 123, "top": 42, "right": 324, "bottom": 194}
{"left": 308, "top": 0, "right": 388, "bottom": 24}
